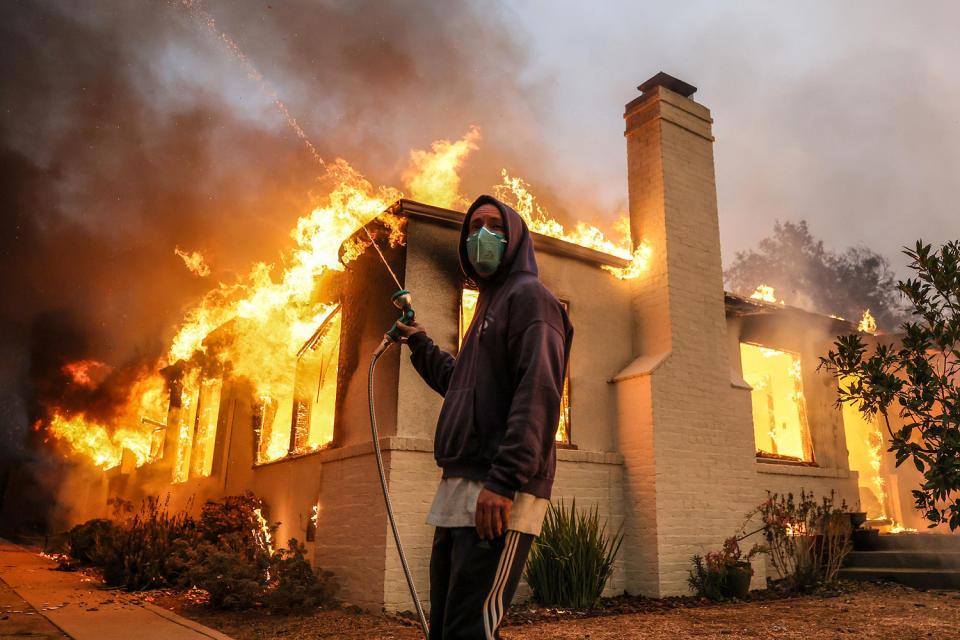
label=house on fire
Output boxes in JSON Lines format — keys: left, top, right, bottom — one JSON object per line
{"left": 84, "top": 73, "right": 924, "bottom": 609}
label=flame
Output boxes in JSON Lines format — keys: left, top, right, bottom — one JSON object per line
{"left": 749, "top": 284, "right": 785, "bottom": 305}
{"left": 252, "top": 507, "right": 273, "bottom": 555}
{"left": 858, "top": 309, "right": 877, "bottom": 333}
{"left": 61, "top": 360, "right": 111, "bottom": 388}
{"left": 47, "top": 373, "right": 168, "bottom": 469}
{"left": 403, "top": 126, "right": 481, "bottom": 210}
{"left": 493, "top": 170, "right": 650, "bottom": 279}
{"left": 44, "top": 132, "right": 652, "bottom": 472}
{"left": 174, "top": 246, "right": 211, "bottom": 277}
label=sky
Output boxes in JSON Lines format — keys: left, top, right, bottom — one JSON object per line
{"left": 2, "top": 0, "right": 959, "bottom": 454}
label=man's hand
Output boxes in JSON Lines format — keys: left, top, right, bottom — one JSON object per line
{"left": 476, "top": 488, "right": 512, "bottom": 540}
{"left": 389, "top": 320, "right": 425, "bottom": 344}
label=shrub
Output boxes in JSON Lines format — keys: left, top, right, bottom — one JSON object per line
{"left": 688, "top": 555, "right": 725, "bottom": 601}
{"left": 66, "top": 493, "right": 337, "bottom": 612}
{"left": 753, "top": 490, "right": 852, "bottom": 592}
{"left": 265, "top": 539, "right": 338, "bottom": 613}
{"left": 688, "top": 535, "right": 762, "bottom": 600}
{"left": 66, "top": 518, "right": 113, "bottom": 564}
{"left": 184, "top": 541, "right": 270, "bottom": 610}
{"left": 524, "top": 499, "right": 623, "bottom": 609}
{"left": 93, "top": 495, "right": 194, "bottom": 589}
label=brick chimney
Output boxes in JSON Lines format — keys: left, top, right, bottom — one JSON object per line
{"left": 614, "top": 73, "right": 758, "bottom": 597}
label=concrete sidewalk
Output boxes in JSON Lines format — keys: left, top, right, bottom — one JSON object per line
{"left": 0, "top": 539, "right": 234, "bottom": 640}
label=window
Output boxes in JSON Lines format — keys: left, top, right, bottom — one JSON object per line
{"left": 172, "top": 371, "right": 200, "bottom": 483}
{"left": 255, "top": 306, "right": 342, "bottom": 464}
{"left": 841, "top": 374, "right": 894, "bottom": 521}
{"left": 290, "top": 308, "right": 341, "bottom": 453}
{"left": 739, "top": 343, "right": 815, "bottom": 462}
{"left": 190, "top": 377, "right": 223, "bottom": 477}
{"left": 171, "top": 373, "right": 223, "bottom": 481}
{"left": 459, "top": 288, "right": 571, "bottom": 444}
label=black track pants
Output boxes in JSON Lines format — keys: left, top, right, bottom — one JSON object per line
{"left": 429, "top": 526, "right": 533, "bottom": 640}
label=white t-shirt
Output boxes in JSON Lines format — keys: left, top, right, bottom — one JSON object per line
{"left": 426, "top": 477, "right": 549, "bottom": 536}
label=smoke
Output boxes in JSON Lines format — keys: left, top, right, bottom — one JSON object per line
{"left": 0, "top": 1, "right": 555, "bottom": 466}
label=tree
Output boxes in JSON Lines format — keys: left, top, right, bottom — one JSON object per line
{"left": 725, "top": 221, "right": 906, "bottom": 331}
{"left": 820, "top": 241, "right": 960, "bottom": 530}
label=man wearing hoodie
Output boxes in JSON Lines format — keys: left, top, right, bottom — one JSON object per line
{"left": 393, "top": 195, "right": 573, "bottom": 640}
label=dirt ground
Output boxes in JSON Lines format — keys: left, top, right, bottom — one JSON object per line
{"left": 160, "top": 582, "right": 960, "bottom": 640}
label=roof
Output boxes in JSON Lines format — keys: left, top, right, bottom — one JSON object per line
{"left": 724, "top": 291, "right": 864, "bottom": 334}
{"left": 375, "top": 199, "right": 631, "bottom": 269}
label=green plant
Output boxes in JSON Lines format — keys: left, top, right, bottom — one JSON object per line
{"left": 687, "top": 555, "right": 725, "bottom": 601}
{"left": 687, "top": 535, "right": 762, "bottom": 600}
{"left": 92, "top": 495, "right": 194, "bottom": 589}
{"left": 66, "top": 518, "right": 113, "bottom": 564}
{"left": 66, "top": 494, "right": 337, "bottom": 612}
{"left": 185, "top": 543, "right": 269, "bottom": 609}
{"left": 265, "top": 538, "right": 338, "bottom": 613}
{"left": 752, "top": 491, "right": 851, "bottom": 592}
{"left": 820, "top": 240, "right": 960, "bottom": 530}
{"left": 524, "top": 499, "right": 623, "bottom": 609}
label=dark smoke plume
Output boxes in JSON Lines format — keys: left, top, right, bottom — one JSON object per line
{"left": 0, "top": 0, "right": 552, "bottom": 468}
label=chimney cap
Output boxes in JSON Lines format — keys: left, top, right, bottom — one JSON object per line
{"left": 638, "top": 72, "right": 697, "bottom": 98}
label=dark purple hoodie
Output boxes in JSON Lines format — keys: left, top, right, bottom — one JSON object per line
{"left": 406, "top": 195, "right": 573, "bottom": 499}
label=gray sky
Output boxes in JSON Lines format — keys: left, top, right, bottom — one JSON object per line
{"left": 505, "top": 1, "right": 960, "bottom": 273}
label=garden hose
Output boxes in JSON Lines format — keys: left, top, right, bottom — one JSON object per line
{"left": 369, "top": 338, "right": 429, "bottom": 639}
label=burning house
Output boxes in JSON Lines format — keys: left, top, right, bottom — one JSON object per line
{"left": 5, "top": 73, "right": 931, "bottom": 609}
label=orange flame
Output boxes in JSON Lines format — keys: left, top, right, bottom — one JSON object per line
{"left": 61, "top": 360, "right": 111, "bottom": 388}
{"left": 858, "top": 309, "right": 877, "bottom": 333}
{"left": 749, "top": 284, "right": 785, "bottom": 305}
{"left": 46, "top": 134, "right": 651, "bottom": 472}
{"left": 174, "top": 246, "right": 211, "bottom": 277}
{"left": 492, "top": 170, "right": 649, "bottom": 279}
{"left": 403, "top": 126, "right": 481, "bottom": 210}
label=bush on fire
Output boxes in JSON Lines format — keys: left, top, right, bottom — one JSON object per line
{"left": 64, "top": 492, "right": 337, "bottom": 611}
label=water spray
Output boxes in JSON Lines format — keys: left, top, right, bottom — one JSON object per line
{"left": 363, "top": 225, "right": 428, "bottom": 638}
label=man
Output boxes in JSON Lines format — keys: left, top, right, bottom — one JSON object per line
{"left": 393, "top": 195, "right": 573, "bottom": 639}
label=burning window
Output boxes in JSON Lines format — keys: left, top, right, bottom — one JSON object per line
{"left": 173, "top": 372, "right": 200, "bottom": 482}
{"left": 841, "top": 375, "right": 895, "bottom": 522}
{"left": 172, "top": 374, "right": 223, "bottom": 482}
{"left": 459, "top": 288, "right": 570, "bottom": 444}
{"left": 254, "top": 307, "right": 342, "bottom": 464}
{"left": 290, "top": 308, "right": 341, "bottom": 453}
{"left": 190, "top": 378, "right": 223, "bottom": 477}
{"left": 739, "top": 343, "right": 814, "bottom": 463}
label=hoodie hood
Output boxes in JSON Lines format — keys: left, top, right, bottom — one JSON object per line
{"left": 459, "top": 195, "right": 538, "bottom": 288}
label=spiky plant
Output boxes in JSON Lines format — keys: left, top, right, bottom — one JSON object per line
{"left": 524, "top": 499, "right": 623, "bottom": 609}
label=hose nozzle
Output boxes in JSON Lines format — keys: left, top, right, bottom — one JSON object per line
{"left": 375, "top": 289, "right": 415, "bottom": 356}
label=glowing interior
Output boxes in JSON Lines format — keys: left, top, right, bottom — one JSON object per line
{"left": 840, "top": 374, "right": 892, "bottom": 521}
{"left": 460, "top": 288, "right": 570, "bottom": 444}
{"left": 740, "top": 343, "right": 814, "bottom": 462}
{"left": 190, "top": 377, "right": 223, "bottom": 477}
{"left": 255, "top": 308, "right": 342, "bottom": 463}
